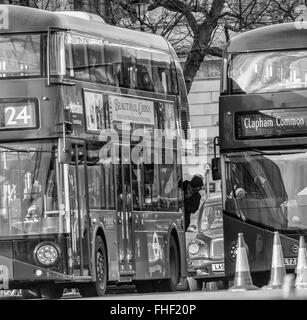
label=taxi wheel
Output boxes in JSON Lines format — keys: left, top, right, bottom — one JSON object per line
{"left": 21, "top": 288, "right": 42, "bottom": 299}
{"left": 160, "top": 237, "right": 180, "bottom": 292}
{"left": 79, "top": 235, "right": 107, "bottom": 297}
{"left": 187, "top": 277, "right": 203, "bottom": 291}
{"left": 40, "top": 285, "right": 63, "bottom": 299}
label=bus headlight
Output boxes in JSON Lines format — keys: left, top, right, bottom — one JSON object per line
{"left": 34, "top": 242, "right": 60, "bottom": 266}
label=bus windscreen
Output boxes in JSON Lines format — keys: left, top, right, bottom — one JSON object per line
{"left": 225, "top": 150, "right": 307, "bottom": 232}
{"left": 229, "top": 50, "right": 307, "bottom": 94}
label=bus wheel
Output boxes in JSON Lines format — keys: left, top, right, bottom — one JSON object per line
{"left": 79, "top": 235, "right": 107, "bottom": 297}
{"left": 21, "top": 289, "right": 41, "bottom": 299}
{"left": 40, "top": 285, "right": 63, "bottom": 299}
{"left": 160, "top": 237, "right": 180, "bottom": 292}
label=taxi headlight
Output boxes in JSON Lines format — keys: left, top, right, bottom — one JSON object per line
{"left": 34, "top": 242, "right": 60, "bottom": 266}
{"left": 188, "top": 242, "right": 200, "bottom": 255}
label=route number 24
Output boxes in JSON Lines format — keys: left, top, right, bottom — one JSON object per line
{"left": 5, "top": 106, "right": 31, "bottom": 126}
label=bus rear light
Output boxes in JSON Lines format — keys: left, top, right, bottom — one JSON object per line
{"left": 34, "top": 242, "right": 60, "bottom": 266}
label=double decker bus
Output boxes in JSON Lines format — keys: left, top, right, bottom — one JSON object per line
{"left": 213, "top": 22, "right": 307, "bottom": 286}
{"left": 0, "top": 5, "right": 190, "bottom": 298}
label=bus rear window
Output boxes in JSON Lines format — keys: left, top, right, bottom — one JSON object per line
{"left": 229, "top": 50, "right": 307, "bottom": 94}
{"left": 0, "top": 34, "right": 41, "bottom": 78}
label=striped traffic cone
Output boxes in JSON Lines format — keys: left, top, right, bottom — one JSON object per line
{"left": 229, "top": 233, "right": 259, "bottom": 291}
{"left": 266, "top": 231, "right": 286, "bottom": 289}
{"left": 295, "top": 236, "right": 307, "bottom": 289}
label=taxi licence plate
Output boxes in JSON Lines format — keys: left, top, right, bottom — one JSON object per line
{"left": 212, "top": 263, "right": 224, "bottom": 272}
{"left": 284, "top": 258, "right": 297, "bottom": 266}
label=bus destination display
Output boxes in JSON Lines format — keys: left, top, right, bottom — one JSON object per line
{"left": 235, "top": 108, "right": 307, "bottom": 139}
{"left": 0, "top": 99, "right": 38, "bottom": 130}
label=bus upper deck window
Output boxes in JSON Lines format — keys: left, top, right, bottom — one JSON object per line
{"left": 88, "top": 40, "right": 107, "bottom": 84}
{"left": 104, "top": 43, "right": 122, "bottom": 87}
{"left": 122, "top": 46, "right": 137, "bottom": 89}
{"left": 136, "top": 49, "right": 153, "bottom": 92}
{"left": 65, "top": 34, "right": 74, "bottom": 78}
{"left": 0, "top": 34, "right": 41, "bottom": 78}
{"left": 152, "top": 52, "right": 171, "bottom": 94}
{"left": 170, "top": 62, "right": 179, "bottom": 95}
{"left": 50, "top": 32, "right": 66, "bottom": 76}
{"left": 71, "top": 35, "right": 90, "bottom": 81}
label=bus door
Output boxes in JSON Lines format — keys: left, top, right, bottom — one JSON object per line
{"left": 116, "top": 146, "right": 135, "bottom": 278}
{"left": 67, "top": 144, "right": 91, "bottom": 277}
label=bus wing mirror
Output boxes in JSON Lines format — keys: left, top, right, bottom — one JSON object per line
{"left": 211, "top": 158, "right": 221, "bottom": 181}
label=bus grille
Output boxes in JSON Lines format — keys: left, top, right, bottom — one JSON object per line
{"left": 210, "top": 238, "right": 224, "bottom": 259}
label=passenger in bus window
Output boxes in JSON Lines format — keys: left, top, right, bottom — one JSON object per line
{"left": 24, "top": 181, "right": 43, "bottom": 222}
{"left": 137, "top": 65, "right": 153, "bottom": 91}
{"left": 88, "top": 50, "right": 107, "bottom": 84}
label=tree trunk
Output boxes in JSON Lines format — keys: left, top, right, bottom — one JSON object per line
{"left": 183, "top": 0, "right": 225, "bottom": 93}
{"left": 183, "top": 20, "right": 218, "bottom": 94}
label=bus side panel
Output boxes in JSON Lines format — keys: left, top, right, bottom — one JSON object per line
{"left": 104, "top": 228, "right": 120, "bottom": 282}
{"left": 91, "top": 212, "right": 119, "bottom": 282}
{"left": 134, "top": 211, "right": 181, "bottom": 280}
{"left": 134, "top": 211, "right": 185, "bottom": 281}
{"left": 223, "top": 214, "right": 266, "bottom": 277}
{"left": 134, "top": 229, "right": 167, "bottom": 280}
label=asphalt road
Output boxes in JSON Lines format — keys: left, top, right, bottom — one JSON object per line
{"left": 65, "top": 287, "right": 306, "bottom": 300}
{"left": 1, "top": 281, "right": 307, "bottom": 300}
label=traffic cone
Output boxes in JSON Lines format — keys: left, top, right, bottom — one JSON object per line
{"left": 266, "top": 231, "right": 286, "bottom": 289}
{"left": 295, "top": 236, "right": 307, "bottom": 289}
{"left": 229, "top": 233, "right": 259, "bottom": 291}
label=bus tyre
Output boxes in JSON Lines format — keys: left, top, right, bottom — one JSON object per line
{"left": 79, "top": 235, "right": 107, "bottom": 297}
{"left": 160, "top": 237, "right": 180, "bottom": 292}
{"left": 40, "top": 285, "right": 63, "bottom": 299}
{"left": 21, "top": 289, "right": 42, "bottom": 299}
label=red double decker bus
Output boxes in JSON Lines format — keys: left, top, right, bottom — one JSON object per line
{"left": 0, "top": 5, "right": 190, "bottom": 298}
{"left": 213, "top": 22, "right": 307, "bottom": 286}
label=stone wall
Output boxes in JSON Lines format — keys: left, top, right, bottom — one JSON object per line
{"left": 184, "top": 68, "right": 221, "bottom": 198}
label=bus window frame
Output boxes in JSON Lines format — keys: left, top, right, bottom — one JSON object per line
{"left": 48, "top": 29, "right": 180, "bottom": 95}
{"left": 227, "top": 49, "right": 307, "bottom": 95}
{"left": 0, "top": 32, "right": 43, "bottom": 80}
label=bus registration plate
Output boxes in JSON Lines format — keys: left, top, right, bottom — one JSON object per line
{"left": 284, "top": 258, "right": 297, "bottom": 266}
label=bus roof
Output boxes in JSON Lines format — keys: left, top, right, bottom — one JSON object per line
{"left": 0, "top": 4, "right": 170, "bottom": 54}
{"left": 225, "top": 22, "right": 307, "bottom": 53}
